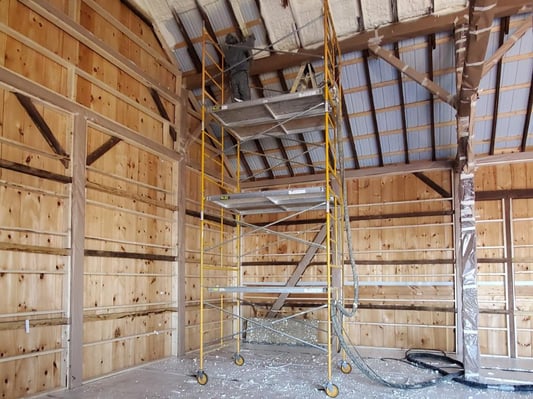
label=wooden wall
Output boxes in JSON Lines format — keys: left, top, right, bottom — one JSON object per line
{"left": 183, "top": 137, "right": 237, "bottom": 352}
{"left": 0, "top": 0, "right": 183, "bottom": 397}
{"left": 239, "top": 171, "right": 456, "bottom": 351}
{"left": 342, "top": 170, "right": 456, "bottom": 351}
{"left": 475, "top": 163, "right": 533, "bottom": 358}
{"left": 236, "top": 164, "right": 533, "bottom": 359}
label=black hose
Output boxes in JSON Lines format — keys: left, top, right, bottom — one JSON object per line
{"left": 331, "top": 306, "right": 533, "bottom": 391}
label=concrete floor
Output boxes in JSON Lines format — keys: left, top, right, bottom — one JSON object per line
{"left": 39, "top": 345, "right": 533, "bottom": 399}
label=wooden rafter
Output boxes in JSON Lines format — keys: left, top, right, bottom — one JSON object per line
{"left": 489, "top": 17, "right": 509, "bottom": 155}
{"left": 393, "top": 42, "right": 409, "bottom": 164}
{"left": 274, "top": 69, "right": 315, "bottom": 175}
{"left": 428, "top": 34, "right": 437, "bottom": 161}
{"left": 521, "top": 70, "right": 533, "bottom": 152}
{"left": 362, "top": 50, "right": 384, "bottom": 167}
{"left": 390, "top": 5, "right": 409, "bottom": 164}
{"left": 254, "top": 140, "right": 275, "bottom": 180}
{"left": 341, "top": 95, "right": 359, "bottom": 169}
{"left": 229, "top": 134, "right": 254, "bottom": 181}
{"left": 171, "top": 8, "right": 202, "bottom": 72}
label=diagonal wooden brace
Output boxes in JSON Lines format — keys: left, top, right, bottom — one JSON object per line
{"left": 368, "top": 42, "right": 456, "bottom": 108}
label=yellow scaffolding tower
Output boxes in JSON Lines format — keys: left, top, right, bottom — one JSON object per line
{"left": 196, "top": 1, "right": 346, "bottom": 396}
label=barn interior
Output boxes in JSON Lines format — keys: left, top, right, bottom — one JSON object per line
{"left": 0, "top": 0, "right": 532, "bottom": 398}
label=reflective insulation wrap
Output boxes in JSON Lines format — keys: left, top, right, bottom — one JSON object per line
{"left": 460, "top": 174, "right": 480, "bottom": 379}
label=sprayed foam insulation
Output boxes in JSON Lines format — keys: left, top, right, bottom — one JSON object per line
{"left": 290, "top": 0, "right": 324, "bottom": 48}
{"left": 360, "top": 0, "right": 393, "bottom": 29}
{"left": 131, "top": 0, "right": 181, "bottom": 48}
{"left": 132, "top": 0, "right": 470, "bottom": 66}
{"left": 245, "top": 318, "right": 319, "bottom": 346}
{"left": 259, "top": 0, "right": 300, "bottom": 51}
{"left": 169, "top": 0, "right": 197, "bottom": 13}
{"left": 330, "top": 0, "right": 361, "bottom": 38}
{"left": 434, "top": 0, "right": 468, "bottom": 13}
{"left": 396, "top": 0, "right": 432, "bottom": 21}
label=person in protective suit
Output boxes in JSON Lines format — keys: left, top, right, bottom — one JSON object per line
{"left": 224, "top": 32, "right": 255, "bottom": 102}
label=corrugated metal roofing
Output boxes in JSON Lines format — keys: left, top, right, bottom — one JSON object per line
{"left": 131, "top": 0, "right": 532, "bottom": 183}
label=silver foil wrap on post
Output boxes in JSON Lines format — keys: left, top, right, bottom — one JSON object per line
{"left": 460, "top": 173, "right": 480, "bottom": 380}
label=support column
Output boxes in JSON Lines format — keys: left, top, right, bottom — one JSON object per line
{"left": 457, "top": 160, "right": 480, "bottom": 380}
{"left": 69, "top": 114, "right": 87, "bottom": 388}
{"left": 454, "top": 0, "right": 497, "bottom": 379}
{"left": 176, "top": 159, "right": 187, "bottom": 356}
{"left": 175, "top": 89, "right": 189, "bottom": 356}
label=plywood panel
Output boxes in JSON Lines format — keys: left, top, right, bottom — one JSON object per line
{"left": 82, "top": 327, "right": 171, "bottom": 380}
{"left": 4, "top": 36, "right": 67, "bottom": 96}
{"left": 80, "top": 0, "right": 175, "bottom": 90}
{"left": 0, "top": 351, "right": 62, "bottom": 398}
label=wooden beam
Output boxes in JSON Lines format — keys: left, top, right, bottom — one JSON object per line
{"left": 476, "top": 188, "right": 533, "bottom": 200}
{"left": 150, "top": 88, "right": 178, "bottom": 142}
{"left": 481, "top": 17, "right": 532, "bottom": 78}
{"left": 171, "top": 7, "right": 203, "bottom": 72}
{"left": 86, "top": 137, "right": 121, "bottom": 166}
{"left": 428, "top": 34, "right": 437, "bottom": 161}
{"left": 176, "top": 161, "right": 186, "bottom": 356}
{"left": 362, "top": 50, "right": 384, "bottom": 166}
{"left": 0, "top": 159, "right": 71, "bottom": 183}
{"left": 521, "top": 71, "right": 533, "bottom": 152}
{"left": 68, "top": 114, "right": 86, "bottom": 388}
{"left": 413, "top": 172, "right": 451, "bottom": 198}
{"left": 456, "top": 0, "right": 498, "bottom": 380}
{"left": 266, "top": 224, "right": 327, "bottom": 318}
{"left": 340, "top": 94, "right": 359, "bottom": 170}
{"left": 368, "top": 43, "right": 455, "bottom": 108}
{"left": 393, "top": 42, "right": 410, "bottom": 163}
{"left": 503, "top": 197, "right": 517, "bottom": 357}
{"left": 84, "top": 249, "right": 176, "bottom": 262}
{"left": 489, "top": 17, "right": 508, "bottom": 155}
{"left": 240, "top": 160, "right": 454, "bottom": 190}
{"left": 14, "top": 92, "right": 70, "bottom": 168}
{"left": 0, "top": 241, "right": 69, "bottom": 255}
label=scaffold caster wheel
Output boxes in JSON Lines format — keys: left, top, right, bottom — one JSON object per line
{"left": 324, "top": 382, "right": 339, "bottom": 398}
{"left": 233, "top": 353, "right": 245, "bottom": 366}
{"left": 340, "top": 360, "right": 352, "bottom": 374}
{"left": 196, "top": 370, "right": 208, "bottom": 385}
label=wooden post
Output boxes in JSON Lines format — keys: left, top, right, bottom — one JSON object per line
{"left": 176, "top": 160, "right": 186, "bottom": 356}
{"left": 69, "top": 114, "right": 87, "bottom": 387}
{"left": 455, "top": 0, "right": 497, "bottom": 379}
